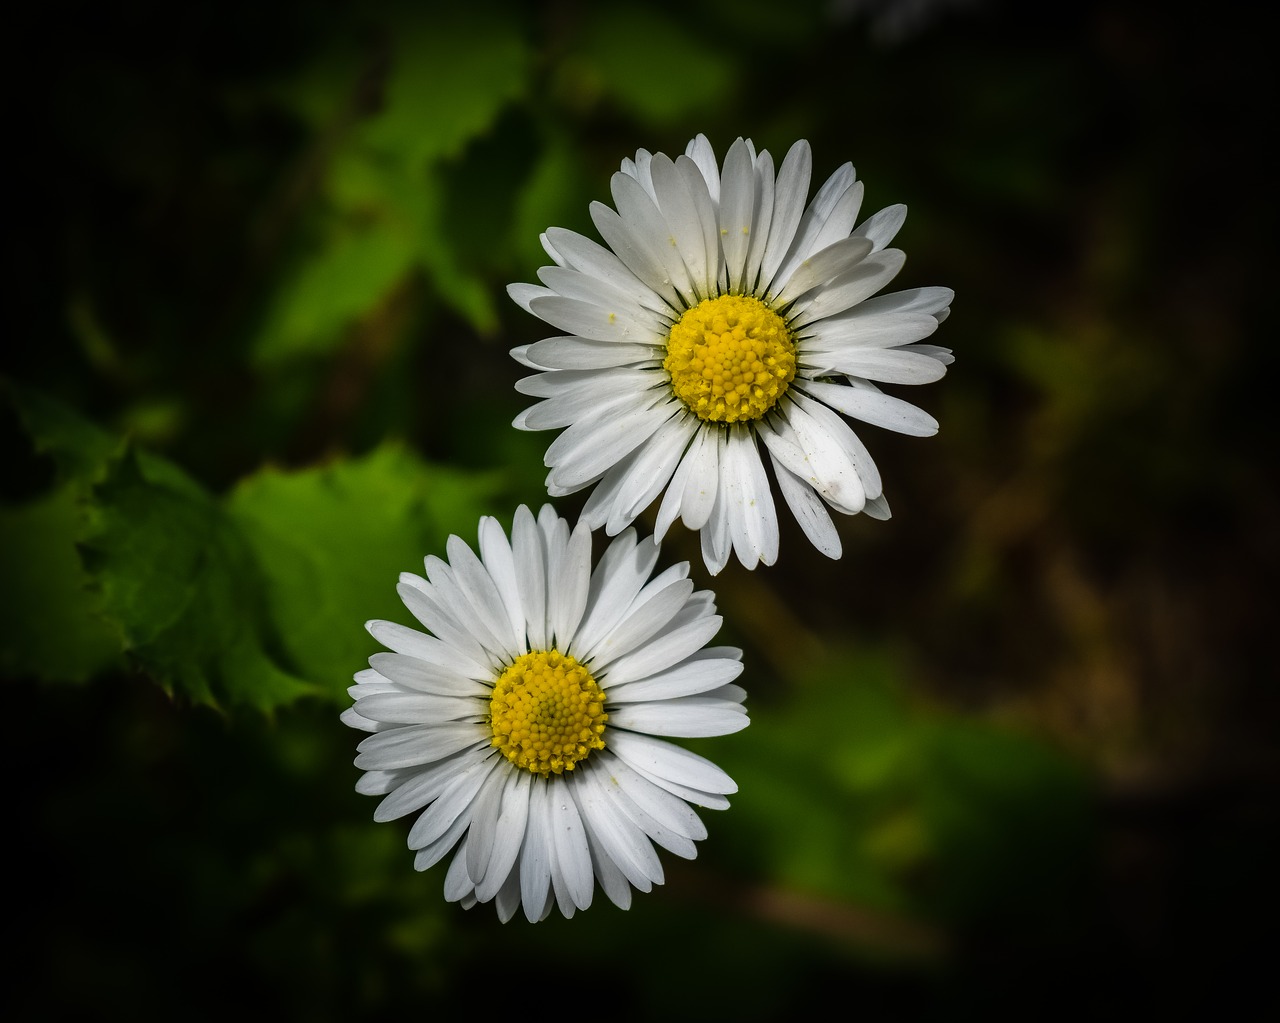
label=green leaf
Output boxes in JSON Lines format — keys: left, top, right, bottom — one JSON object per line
{"left": 0, "top": 486, "right": 120, "bottom": 682}
{"left": 358, "top": 14, "right": 530, "bottom": 166}
{"left": 508, "top": 135, "right": 594, "bottom": 273}
{"left": 251, "top": 212, "right": 419, "bottom": 365}
{"left": 564, "top": 4, "right": 736, "bottom": 124}
{"left": 83, "top": 446, "right": 315, "bottom": 712}
{"left": 226, "top": 442, "right": 504, "bottom": 703}
{"left": 4, "top": 378, "right": 120, "bottom": 486}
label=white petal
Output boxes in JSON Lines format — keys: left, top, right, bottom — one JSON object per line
{"left": 759, "top": 139, "right": 812, "bottom": 289}
{"left": 609, "top": 758, "right": 713, "bottom": 840}
{"left": 589, "top": 201, "right": 684, "bottom": 310}
{"left": 356, "top": 768, "right": 406, "bottom": 796}
{"left": 524, "top": 335, "right": 661, "bottom": 371}
{"left": 653, "top": 423, "right": 716, "bottom": 541}
{"left": 801, "top": 310, "right": 940, "bottom": 353}
{"left": 548, "top": 520, "right": 592, "bottom": 651}
{"left": 649, "top": 154, "right": 713, "bottom": 300}
{"left": 527, "top": 294, "right": 664, "bottom": 345}
{"left": 864, "top": 493, "right": 892, "bottom": 520}
{"left": 445, "top": 534, "right": 523, "bottom": 660}
{"left": 788, "top": 249, "right": 906, "bottom": 325}
{"left": 464, "top": 759, "right": 511, "bottom": 885}
{"left": 600, "top": 613, "right": 724, "bottom": 686}
{"left": 493, "top": 865, "right": 523, "bottom": 922}
{"left": 537, "top": 265, "right": 672, "bottom": 336}
{"left": 550, "top": 782, "right": 594, "bottom": 911}
{"left": 794, "top": 392, "right": 883, "bottom": 500}
{"left": 573, "top": 762, "right": 661, "bottom": 889}
{"left": 520, "top": 780, "right": 554, "bottom": 922}
{"left": 517, "top": 380, "right": 649, "bottom": 434}
{"left": 675, "top": 153, "right": 723, "bottom": 297}
{"left": 609, "top": 699, "right": 749, "bottom": 737}
{"left": 572, "top": 529, "right": 659, "bottom": 659}
{"left": 405, "top": 752, "right": 501, "bottom": 849}
{"left": 679, "top": 424, "right": 724, "bottom": 531}
{"left": 373, "top": 746, "right": 486, "bottom": 822}
{"left": 354, "top": 691, "right": 478, "bottom": 725}
{"left": 603, "top": 652, "right": 743, "bottom": 702}
{"left": 506, "top": 282, "right": 554, "bottom": 315}
{"left": 511, "top": 505, "right": 547, "bottom": 651}
{"left": 770, "top": 165, "right": 861, "bottom": 290}
{"left": 699, "top": 490, "right": 732, "bottom": 576}
{"left": 477, "top": 516, "right": 525, "bottom": 655}
{"left": 414, "top": 808, "right": 472, "bottom": 872}
{"left": 395, "top": 578, "right": 494, "bottom": 669}
{"left": 855, "top": 203, "right": 907, "bottom": 251}
{"left": 684, "top": 133, "right": 720, "bottom": 202}
{"left": 718, "top": 138, "right": 756, "bottom": 291}
{"left": 608, "top": 730, "right": 738, "bottom": 796}
{"left": 515, "top": 364, "right": 657, "bottom": 400}
{"left": 742, "top": 149, "right": 776, "bottom": 295}
{"left": 844, "top": 285, "right": 953, "bottom": 320}
{"left": 474, "top": 770, "right": 532, "bottom": 902}
{"left": 610, "top": 171, "right": 699, "bottom": 307}
{"left": 544, "top": 226, "right": 678, "bottom": 317}
{"left": 509, "top": 343, "right": 539, "bottom": 370}
{"left": 581, "top": 415, "right": 697, "bottom": 536}
{"left": 769, "top": 449, "right": 843, "bottom": 559}
{"left": 443, "top": 836, "right": 476, "bottom": 901}
{"left": 901, "top": 342, "right": 955, "bottom": 364}
{"left": 766, "top": 399, "right": 866, "bottom": 514}
{"left": 545, "top": 400, "right": 679, "bottom": 491}
{"left": 573, "top": 778, "right": 650, "bottom": 906}
{"left": 821, "top": 347, "right": 950, "bottom": 385}
{"left": 800, "top": 379, "right": 938, "bottom": 436}
{"left": 366, "top": 653, "right": 491, "bottom": 696}
{"left": 587, "top": 578, "right": 695, "bottom": 671}
{"left": 723, "top": 425, "right": 779, "bottom": 570}
{"left": 772, "top": 235, "right": 873, "bottom": 306}
{"left": 365, "top": 621, "right": 490, "bottom": 680}
{"left": 354, "top": 721, "right": 488, "bottom": 771}
{"left": 598, "top": 753, "right": 702, "bottom": 857}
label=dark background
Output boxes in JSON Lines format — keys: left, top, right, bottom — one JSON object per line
{"left": 6, "top": 0, "right": 1276, "bottom": 1018}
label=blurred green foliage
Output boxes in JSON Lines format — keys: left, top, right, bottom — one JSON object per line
{"left": 5, "top": 0, "right": 1275, "bottom": 1017}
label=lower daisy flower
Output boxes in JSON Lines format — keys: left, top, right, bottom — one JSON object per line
{"left": 342, "top": 505, "right": 747, "bottom": 922}
{"left": 509, "top": 135, "right": 954, "bottom": 574}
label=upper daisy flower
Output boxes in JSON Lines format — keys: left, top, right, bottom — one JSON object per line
{"left": 342, "top": 505, "right": 747, "bottom": 922}
{"left": 509, "top": 135, "right": 954, "bottom": 574}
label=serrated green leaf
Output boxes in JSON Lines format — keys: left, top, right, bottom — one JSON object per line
{"left": 84, "top": 447, "right": 315, "bottom": 712}
{"left": 226, "top": 442, "right": 504, "bottom": 703}
{"left": 4, "top": 378, "right": 120, "bottom": 485}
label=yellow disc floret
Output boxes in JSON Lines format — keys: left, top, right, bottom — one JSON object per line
{"left": 664, "top": 294, "right": 796, "bottom": 423}
{"left": 489, "top": 649, "right": 607, "bottom": 777}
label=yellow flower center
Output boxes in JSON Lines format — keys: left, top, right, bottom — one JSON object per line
{"left": 664, "top": 294, "right": 796, "bottom": 423}
{"left": 489, "top": 649, "right": 607, "bottom": 777}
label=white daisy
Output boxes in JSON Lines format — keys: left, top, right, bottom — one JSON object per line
{"left": 342, "top": 504, "right": 747, "bottom": 922}
{"left": 509, "top": 135, "right": 954, "bottom": 574}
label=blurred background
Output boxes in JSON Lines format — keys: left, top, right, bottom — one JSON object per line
{"left": 5, "top": 0, "right": 1276, "bottom": 1017}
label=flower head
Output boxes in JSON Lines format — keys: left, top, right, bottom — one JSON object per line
{"left": 510, "top": 135, "right": 954, "bottom": 573}
{"left": 343, "top": 505, "right": 747, "bottom": 922}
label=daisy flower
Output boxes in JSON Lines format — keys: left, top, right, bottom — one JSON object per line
{"left": 509, "top": 135, "right": 954, "bottom": 573}
{"left": 342, "top": 505, "right": 747, "bottom": 922}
